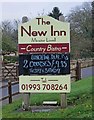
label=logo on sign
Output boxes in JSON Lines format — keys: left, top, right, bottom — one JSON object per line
{"left": 21, "top": 18, "right": 66, "bottom": 37}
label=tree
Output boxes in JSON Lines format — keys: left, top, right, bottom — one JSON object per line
{"left": 1, "top": 20, "right": 17, "bottom": 53}
{"left": 67, "top": 2, "right": 93, "bottom": 58}
{"left": 48, "top": 7, "right": 63, "bottom": 20}
{"left": 12, "top": 19, "right": 21, "bottom": 44}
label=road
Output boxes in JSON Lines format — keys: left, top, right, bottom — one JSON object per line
{"left": 81, "top": 66, "right": 93, "bottom": 78}
{"left": 0, "top": 66, "right": 94, "bottom": 105}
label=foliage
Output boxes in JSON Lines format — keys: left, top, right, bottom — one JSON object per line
{"left": 2, "top": 20, "right": 18, "bottom": 53}
{"left": 4, "top": 56, "right": 18, "bottom": 63}
{"left": 67, "top": 2, "right": 93, "bottom": 59}
{"left": 2, "top": 76, "right": 93, "bottom": 119}
{"left": 48, "top": 7, "right": 63, "bottom": 20}
{"left": 2, "top": 34, "right": 17, "bottom": 52}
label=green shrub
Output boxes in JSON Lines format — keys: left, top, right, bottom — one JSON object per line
{"left": 4, "top": 56, "right": 18, "bottom": 63}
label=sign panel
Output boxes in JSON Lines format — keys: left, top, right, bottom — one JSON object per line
{"left": 18, "top": 16, "right": 70, "bottom": 93}
{"left": 19, "top": 43, "right": 69, "bottom": 54}
{"left": 19, "top": 75, "right": 70, "bottom": 93}
{"left": 18, "top": 16, "right": 70, "bottom": 46}
{"left": 19, "top": 53, "right": 70, "bottom": 75}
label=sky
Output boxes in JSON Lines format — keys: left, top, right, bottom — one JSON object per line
{"left": 0, "top": 0, "right": 92, "bottom": 22}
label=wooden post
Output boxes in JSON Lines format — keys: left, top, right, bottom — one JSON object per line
{"left": 8, "top": 80, "right": 12, "bottom": 104}
{"left": 76, "top": 61, "right": 81, "bottom": 80}
{"left": 16, "top": 63, "right": 19, "bottom": 81}
{"left": 60, "top": 93, "right": 67, "bottom": 108}
{"left": 21, "top": 16, "right": 30, "bottom": 111}
{"left": 22, "top": 93, "right": 30, "bottom": 111}
{"left": 59, "top": 15, "right": 67, "bottom": 108}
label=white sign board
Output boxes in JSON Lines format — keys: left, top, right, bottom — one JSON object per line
{"left": 18, "top": 16, "right": 70, "bottom": 93}
{"left": 19, "top": 75, "right": 70, "bottom": 93}
{"left": 18, "top": 16, "right": 70, "bottom": 44}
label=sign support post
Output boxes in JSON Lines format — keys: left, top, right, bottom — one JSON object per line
{"left": 60, "top": 93, "right": 67, "bottom": 108}
{"left": 59, "top": 15, "right": 67, "bottom": 108}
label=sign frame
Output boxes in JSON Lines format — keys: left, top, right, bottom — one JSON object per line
{"left": 18, "top": 16, "right": 70, "bottom": 93}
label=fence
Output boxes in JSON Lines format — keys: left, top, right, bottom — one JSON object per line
{"left": 2, "top": 63, "right": 19, "bottom": 81}
{"left": 70, "top": 61, "right": 81, "bottom": 81}
{"left": 0, "top": 81, "right": 19, "bottom": 103}
{"left": 70, "top": 58, "right": 94, "bottom": 82}
{"left": 0, "top": 58, "right": 94, "bottom": 104}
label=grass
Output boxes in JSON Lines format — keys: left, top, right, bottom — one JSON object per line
{"left": 2, "top": 76, "right": 93, "bottom": 119}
